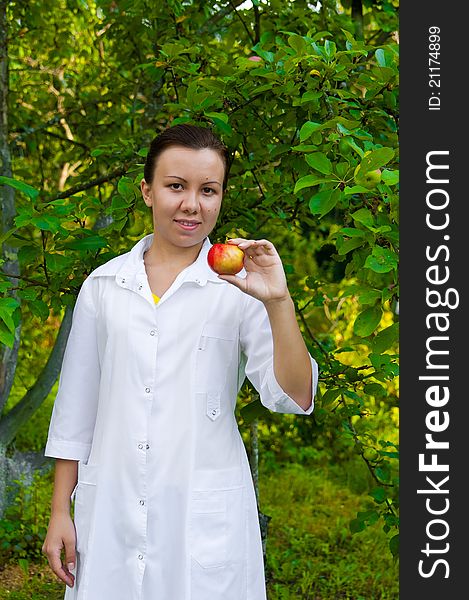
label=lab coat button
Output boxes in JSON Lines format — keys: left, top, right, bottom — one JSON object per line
{"left": 146, "top": 443, "right": 150, "bottom": 450}
{"left": 145, "top": 387, "right": 151, "bottom": 393}
{"left": 150, "top": 329, "right": 156, "bottom": 336}
{"left": 138, "top": 284, "right": 143, "bottom": 290}
{"left": 138, "top": 443, "right": 144, "bottom": 450}
{"left": 138, "top": 554, "right": 144, "bottom": 560}
{"left": 139, "top": 499, "right": 145, "bottom": 506}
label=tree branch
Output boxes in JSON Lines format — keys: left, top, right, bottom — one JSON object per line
{"left": 295, "top": 299, "right": 331, "bottom": 362}
{"left": 227, "top": 0, "right": 255, "bottom": 44}
{"left": 198, "top": 0, "right": 249, "bottom": 36}
{"left": 0, "top": 271, "right": 76, "bottom": 294}
{"left": 253, "top": 3, "right": 261, "bottom": 45}
{"left": 42, "top": 129, "right": 90, "bottom": 150}
{"left": 0, "top": 305, "right": 73, "bottom": 446}
{"left": 50, "top": 165, "right": 129, "bottom": 200}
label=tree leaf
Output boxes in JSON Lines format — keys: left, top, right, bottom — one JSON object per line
{"left": 382, "top": 169, "right": 399, "bottom": 185}
{"left": 204, "top": 111, "right": 229, "bottom": 124}
{"left": 305, "top": 152, "right": 333, "bottom": 175}
{"left": 369, "top": 486, "right": 387, "bottom": 503}
{"left": 117, "top": 177, "right": 137, "bottom": 200}
{"left": 0, "top": 322, "right": 15, "bottom": 348}
{"left": 340, "top": 227, "right": 366, "bottom": 237}
{"left": 389, "top": 534, "right": 399, "bottom": 558}
{"left": 0, "top": 176, "right": 40, "bottom": 199}
{"left": 62, "top": 235, "right": 108, "bottom": 251}
{"left": 299, "top": 121, "right": 322, "bottom": 142}
{"left": 375, "top": 49, "right": 387, "bottom": 67}
{"left": 31, "top": 216, "right": 61, "bottom": 233}
{"left": 364, "top": 383, "right": 386, "bottom": 397}
{"left": 351, "top": 208, "right": 374, "bottom": 228}
{"left": 45, "top": 252, "right": 74, "bottom": 273}
{"left": 321, "top": 388, "right": 343, "bottom": 406}
{"left": 337, "top": 237, "right": 364, "bottom": 255}
{"left": 364, "top": 246, "right": 398, "bottom": 273}
{"left": 358, "top": 289, "right": 382, "bottom": 305}
{"left": 29, "top": 299, "right": 50, "bottom": 322}
{"left": 324, "top": 39, "right": 337, "bottom": 59}
{"left": 294, "top": 175, "right": 333, "bottom": 194}
{"left": 291, "top": 144, "right": 320, "bottom": 153}
{"left": 359, "top": 147, "right": 394, "bottom": 174}
{"left": 0, "top": 226, "right": 19, "bottom": 245}
{"left": 309, "top": 189, "right": 341, "bottom": 218}
{"left": 372, "top": 323, "right": 399, "bottom": 353}
{"left": 0, "top": 297, "right": 20, "bottom": 333}
{"left": 353, "top": 306, "right": 382, "bottom": 337}
{"left": 344, "top": 185, "right": 372, "bottom": 195}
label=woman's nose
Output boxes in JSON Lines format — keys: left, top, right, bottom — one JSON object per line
{"left": 180, "top": 190, "right": 200, "bottom": 212}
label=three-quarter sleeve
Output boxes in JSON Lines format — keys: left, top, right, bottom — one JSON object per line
{"left": 238, "top": 292, "right": 319, "bottom": 415}
{"left": 44, "top": 276, "right": 101, "bottom": 462}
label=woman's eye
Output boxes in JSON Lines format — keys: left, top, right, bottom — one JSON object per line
{"left": 169, "top": 183, "right": 183, "bottom": 190}
{"left": 202, "top": 187, "right": 215, "bottom": 195}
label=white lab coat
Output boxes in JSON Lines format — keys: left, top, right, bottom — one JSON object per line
{"left": 44, "top": 233, "right": 318, "bottom": 600}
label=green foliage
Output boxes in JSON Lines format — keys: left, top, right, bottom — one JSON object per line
{"left": 261, "top": 461, "right": 399, "bottom": 599}
{"left": 0, "top": 470, "right": 53, "bottom": 564}
{"left": 2, "top": 0, "right": 399, "bottom": 566}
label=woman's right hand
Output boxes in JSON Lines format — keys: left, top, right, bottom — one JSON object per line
{"left": 42, "top": 511, "right": 77, "bottom": 588}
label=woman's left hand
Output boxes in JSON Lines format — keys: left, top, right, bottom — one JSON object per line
{"left": 217, "top": 238, "right": 290, "bottom": 305}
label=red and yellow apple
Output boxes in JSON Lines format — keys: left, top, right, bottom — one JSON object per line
{"left": 207, "top": 243, "right": 245, "bottom": 275}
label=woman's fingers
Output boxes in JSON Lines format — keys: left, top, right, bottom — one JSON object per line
{"left": 227, "top": 238, "right": 277, "bottom": 257}
{"left": 42, "top": 509, "right": 79, "bottom": 587}
{"left": 46, "top": 546, "right": 75, "bottom": 587}
{"left": 64, "top": 536, "right": 77, "bottom": 584}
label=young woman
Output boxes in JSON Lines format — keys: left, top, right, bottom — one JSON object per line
{"left": 42, "top": 124, "right": 319, "bottom": 600}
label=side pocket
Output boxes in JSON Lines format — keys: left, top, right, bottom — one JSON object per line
{"left": 74, "top": 462, "right": 98, "bottom": 555}
{"left": 189, "top": 490, "right": 227, "bottom": 569}
{"left": 189, "top": 467, "right": 245, "bottom": 569}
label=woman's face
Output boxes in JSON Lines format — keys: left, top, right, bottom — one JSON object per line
{"left": 141, "top": 146, "right": 225, "bottom": 250}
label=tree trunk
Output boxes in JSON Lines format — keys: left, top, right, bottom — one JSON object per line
{"left": 0, "top": 0, "right": 21, "bottom": 412}
{"left": 0, "top": 306, "right": 73, "bottom": 447}
{"left": 0, "top": 0, "right": 22, "bottom": 516}
{"left": 0, "top": 300, "right": 74, "bottom": 518}
{"left": 249, "top": 411, "right": 271, "bottom": 574}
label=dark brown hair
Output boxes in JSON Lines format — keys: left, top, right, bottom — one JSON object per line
{"left": 143, "top": 124, "right": 230, "bottom": 190}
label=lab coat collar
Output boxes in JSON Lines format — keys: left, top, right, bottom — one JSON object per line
{"left": 89, "top": 233, "right": 243, "bottom": 289}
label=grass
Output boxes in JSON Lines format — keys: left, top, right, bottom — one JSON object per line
{"left": 261, "top": 461, "right": 398, "bottom": 599}
{"left": 0, "top": 562, "right": 63, "bottom": 600}
{"left": 0, "top": 459, "right": 398, "bottom": 600}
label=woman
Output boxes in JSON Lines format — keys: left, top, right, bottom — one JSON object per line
{"left": 42, "top": 123, "right": 319, "bottom": 600}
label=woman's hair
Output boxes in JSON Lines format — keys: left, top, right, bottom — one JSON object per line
{"left": 143, "top": 123, "right": 230, "bottom": 190}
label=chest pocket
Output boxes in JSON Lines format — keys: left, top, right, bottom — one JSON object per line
{"left": 195, "top": 322, "right": 238, "bottom": 396}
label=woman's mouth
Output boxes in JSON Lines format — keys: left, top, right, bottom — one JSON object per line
{"left": 174, "top": 220, "right": 201, "bottom": 231}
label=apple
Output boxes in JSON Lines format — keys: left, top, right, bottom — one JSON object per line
{"left": 207, "top": 243, "right": 245, "bottom": 275}
{"left": 353, "top": 165, "right": 382, "bottom": 189}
